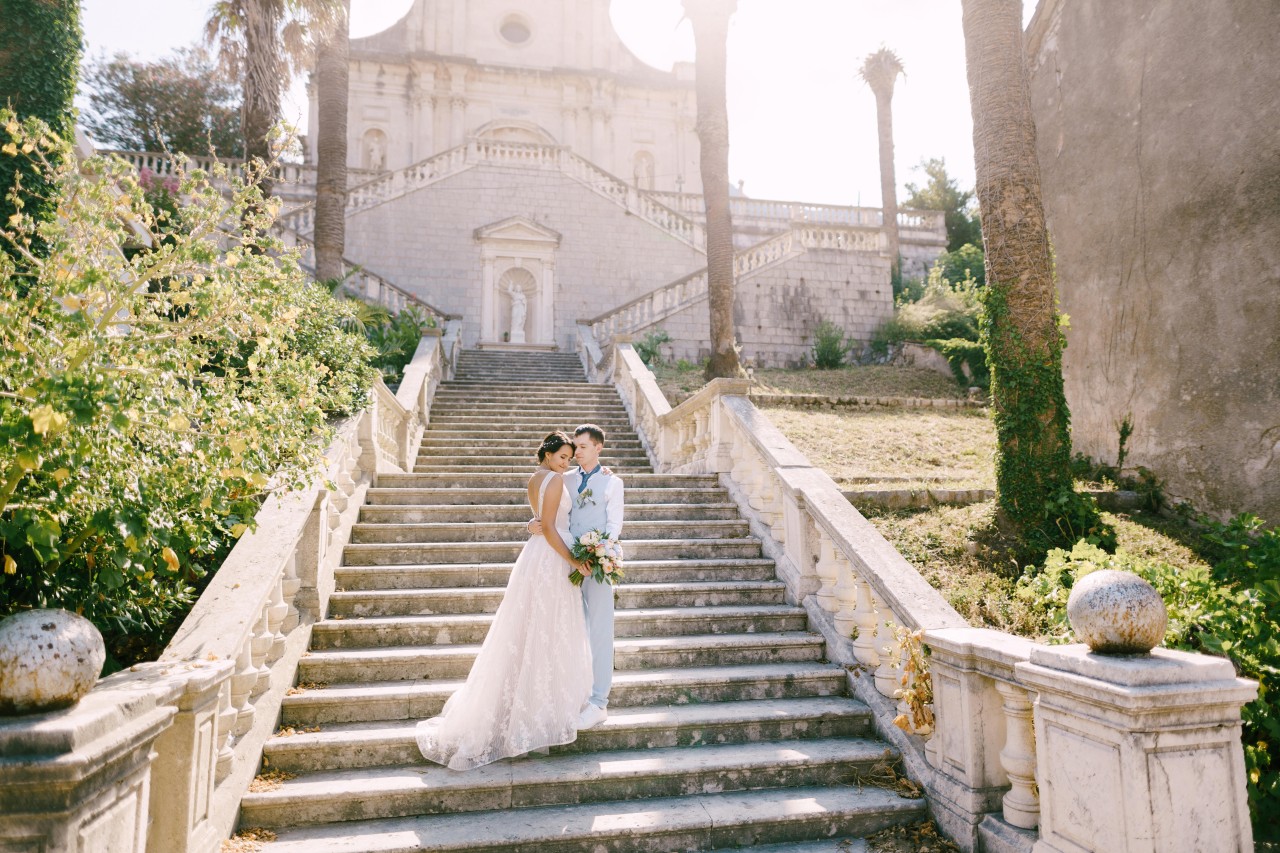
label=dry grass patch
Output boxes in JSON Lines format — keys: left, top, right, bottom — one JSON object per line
{"left": 648, "top": 362, "right": 968, "bottom": 405}
{"left": 863, "top": 501, "right": 1213, "bottom": 641}
{"left": 762, "top": 405, "right": 995, "bottom": 491}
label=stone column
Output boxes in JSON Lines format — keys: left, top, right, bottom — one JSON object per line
{"left": 1016, "top": 645, "right": 1257, "bottom": 853}
{"left": 540, "top": 259, "right": 556, "bottom": 346}
{"left": 479, "top": 256, "right": 495, "bottom": 344}
{"left": 0, "top": 666, "right": 184, "bottom": 853}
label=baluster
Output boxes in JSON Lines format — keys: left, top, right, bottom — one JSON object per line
{"left": 230, "top": 636, "right": 258, "bottom": 736}
{"left": 994, "top": 681, "right": 1040, "bottom": 829}
{"left": 851, "top": 576, "right": 880, "bottom": 667}
{"left": 281, "top": 553, "right": 301, "bottom": 633}
{"left": 214, "top": 679, "right": 236, "bottom": 782}
{"left": 250, "top": 605, "right": 272, "bottom": 697}
{"left": 766, "top": 472, "right": 786, "bottom": 543}
{"left": 831, "top": 552, "right": 858, "bottom": 637}
{"left": 266, "top": 575, "right": 288, "bottom": 662}
{"left": 814, "top": 534, "right": 839, "bottom": 613}
{"left": 874, "top": 613, "right": 901, "bottom": 697}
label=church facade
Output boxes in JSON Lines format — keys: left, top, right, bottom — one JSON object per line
{"left": 295, "top": 0, "right": 946, "bottom": 365}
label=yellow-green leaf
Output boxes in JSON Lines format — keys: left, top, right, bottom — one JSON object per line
{"left": 125, "top": 535, "right": 139, "bottom": 553}
{"left": 1, "top": 143, "right": 17, "bottom": 156}
{"left": 230, "top": 523, "right": 248, "bottom": 538}
{"left": 161, "top": 546, "right": 180, "bottom": 572}
{"left": 3, "top": 555, "right": 15, "bottom": 575}
{"left": 51, "top": 468, "right": 71, "bottom": 486}
{"left": 30, "top": 404, "right": 67, "bottom": 436}
{"left": 167, "top": 413, "right": 191, "bottom": 432}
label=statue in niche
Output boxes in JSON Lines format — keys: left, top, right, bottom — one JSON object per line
{"left": 365, "top": 133, "right": 387, "bottom": 172}
{"left": 506, "top": 281, "right": 528, "bottom": 344}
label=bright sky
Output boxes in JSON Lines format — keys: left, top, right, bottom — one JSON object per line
{"left": 77, "top": 1, "right": 1039, "bottom": 207}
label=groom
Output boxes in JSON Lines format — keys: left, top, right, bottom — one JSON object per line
{"left": 530, "top": 423, "right": 624, "bottom": 729}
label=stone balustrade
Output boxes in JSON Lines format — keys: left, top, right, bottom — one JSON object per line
{"left": 581, "top": 224, "right": 881, "bottom": 348}
{"left": 585, "top": 336, "right": 1259, "bottom": 853}
{"left": 0, "top": 328, "right": 458, "bottom": 853}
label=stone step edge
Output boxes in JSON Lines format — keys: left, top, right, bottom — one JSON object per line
{"left": 310, "top": 603, "right": 806, "bottom": 629}
{"left": 253, "top": 785, "right": 923, "bottom": 852}
{"left": 240, "top": 738, "right": 893, "bottom": 824}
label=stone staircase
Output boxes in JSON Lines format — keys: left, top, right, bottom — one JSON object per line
{"left": 245, "top": 350, "right": 923, "bottom": 851}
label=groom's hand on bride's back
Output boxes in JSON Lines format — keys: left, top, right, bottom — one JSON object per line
{"left": 527, "top": 518, "right": 544, "bottom": 536}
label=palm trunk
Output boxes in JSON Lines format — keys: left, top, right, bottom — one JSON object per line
{"left": 313, "top": 0, "right": 349, "bottom": 285}
{"left": 874, "top": 90, "right": 900, "bottom": 275}
{"left": 241, "top": 0, "right": 282, "bottom": 200}
{"left": 685, "top": 0, "right": 743, "bottom": 380}
{"left": 960, "top": 0, "right": 1075, "bottom": 535}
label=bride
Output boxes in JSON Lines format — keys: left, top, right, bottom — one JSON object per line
{"left": 416, "top": 431, "right": 593, "bottom": 770}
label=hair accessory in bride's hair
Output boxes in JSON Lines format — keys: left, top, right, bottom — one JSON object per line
{"left": 536, "top": 430, "right": 574, "bottom": 462}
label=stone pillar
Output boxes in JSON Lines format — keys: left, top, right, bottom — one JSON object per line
{"left": 146, "top": 661, "right": 234, "bottom": 853}
{"left": 479, "top": 256, "right": 496, "bottom": 344}
{"left": 540, "top": 260, "right": 556, "bottom": 346}
{"left": 450, "top": 97, "right": 467, "bottom": 148}
{"left": 1016, "top": 645, "right": 1257, "bottom": 853}
{"left": 0, "top": 666, "right": 186, "bottom": 853}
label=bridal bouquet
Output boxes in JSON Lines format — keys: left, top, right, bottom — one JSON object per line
{"left": 568, "top": 529, "right": 624, "bottom": 586}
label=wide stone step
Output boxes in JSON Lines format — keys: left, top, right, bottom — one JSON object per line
{"left": 348, "top": 519, "right": 750, "bottom": 544}
{"left": 417, "top": 429, "right": 643, "bottom": 444}
{"left": 298, "top": 633, "right": 825, "bottom": 683}
{"left": 253, "top": 785, "right": 922, "bottom": 852}
{"left": 342, "top": 539, "right": 763, "bottom": 566}
{"left": 356, "top": 503, "right": 741, "bottom": 525}
{"left": 374, "top": 473, "right": 721, "bottom": 490}
{"left": 309, "top": 605, "right": 809, "bottom": 648}
{"left": 413, "top": 454, "right": 650, "bottom": 467}
{"left": 432, "top": 391, "right": 623, "bottom": 403}
{"left": 240, "top": 738, "right": 889, "bottom": 829}
{"left": 412, "top": 463, "right": 654, "bottom": 475}
{"left": 417, "top": 440, "right": 646, "bottom": 455}
{"left": 326, "top": 580, "right": 786, "bottom": 616}
{"left": 364, "top": 486, "right": 729, "bottom": 506}
{"left": 281, "top": 663, "right": 849, "bottom": 725}
{"left": 416, "top": 447, "right": 649, "bottom": 460}
{"left": 428, "top": 400, "right": 630, "bottom": 412}
{"left": 425, "top": 418, "right": 636, "bottom": 431}
{"left": 260, "top": 697, "right": 873, "bottom": 773}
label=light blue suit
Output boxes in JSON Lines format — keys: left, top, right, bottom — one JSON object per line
{"left": 568, "top": 465, "right": 624, "bottom": 709}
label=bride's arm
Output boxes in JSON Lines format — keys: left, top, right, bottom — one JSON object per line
{"left": 539, "top": 474, "right": 583, "bottom": 570}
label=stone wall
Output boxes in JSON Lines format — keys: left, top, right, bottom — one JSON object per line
{"left": 1027, "top": 0, "right": 1280, "bottom": 521}
{"left": 648, "top": 249, "right": 893, "bottom": 368}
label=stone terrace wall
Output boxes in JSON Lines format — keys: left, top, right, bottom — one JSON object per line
{"left": 1027, "top": 0, "right": 1280, "bottom": 522}
{"left": 654, "top": 248, "right": 893, "bottom": 367}
{"left": 340, "top": 164, "right": 706, "bottom": 350}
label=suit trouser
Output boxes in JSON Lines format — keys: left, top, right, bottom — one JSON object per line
{"left": 581, "top": 577, "right": 614, "bottom": 708}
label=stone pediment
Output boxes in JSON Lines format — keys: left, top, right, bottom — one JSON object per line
{"left": 474, "top": 217, "right": 562, "bottom": 247}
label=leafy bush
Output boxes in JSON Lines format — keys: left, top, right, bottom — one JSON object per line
{"left": 634, "top": 329, "right": 671, "bottom": 366}
{"left": 929, "top": 337, "right": 989, "bottom": 389}
{"left": 934, "top": 242, "right": 986, "bottom": 288}
{"left": 811, "top": 320, "right": 853, "bottom": 368}
{"left": 873, "top": 267, "right": 982, "bottom": 356}
{"left": 362, "top": 306, "right": 435, "bottom": 388}
{"left": 0, "top": 114, "right": 376, "bottom": 669}
{"left": 1018, "top": 517, "right": 1280, "bottom": 834}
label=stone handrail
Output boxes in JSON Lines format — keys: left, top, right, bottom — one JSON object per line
{"left": 101, "top": 149, "right": 379, "bottom": 198}
{"left": 0, "top": 332, "right": 456, "bottom": 853}
{"left": 603, "top": 344, "right": 1258, "bottom": 853}
{"left": 647, "top": 190, "right": 945, "bottom": 234}
{"left": 276, "top": 138, "right": 706, "bottom": 252}
{"left": 277, "top": 228, "right": 457, "bottom": 324}
{"left": 583, "top": 225, "right": 880, "bottom": 347}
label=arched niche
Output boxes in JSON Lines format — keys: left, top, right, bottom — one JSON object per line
{"left": 475, "top": 217, "right": 562, "bottom": 348}
{"left": 473, "top": 119, "right": 559, "bottom": 146}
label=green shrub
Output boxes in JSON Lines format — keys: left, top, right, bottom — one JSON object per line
{"left": 1018, "top": 517, "right": 1280, "bottom": 835}
{"left": 811, "top": 321, "right": 853, "bottom": 368}
{"left": 934, "top": 242, "right": 986, "bottom": 288}
{"left": 634, "top": 329, "right": 671, "bottom": 366}
{"left": 873, "top": 267, "right": 982, "bottom": 355}
{"left": 0, "top": 116, "right": 376, "bottom": 669}
{"left": 926, "top": 337, "right": 989, "bottom": 389}
{"left": 364, "top": 306, "right": 435, "bottom": 388}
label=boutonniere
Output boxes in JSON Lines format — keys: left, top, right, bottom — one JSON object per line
{"left": 576, "top": 487, "right": 596, "bottom": 508}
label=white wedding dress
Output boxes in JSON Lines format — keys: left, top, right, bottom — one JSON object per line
{"left": 416, "top": 473, "right": 592, "bottom": 770}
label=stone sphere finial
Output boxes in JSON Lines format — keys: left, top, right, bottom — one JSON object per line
{"left": 1067, "top": 569, "right": 1168, "bottom": 654}
{"left": 0, "top": 609, "right": 106, "bottom": 715}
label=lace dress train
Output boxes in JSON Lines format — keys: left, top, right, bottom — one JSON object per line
{"left": 416, "top": 475, "right": 591, "bottom": 771}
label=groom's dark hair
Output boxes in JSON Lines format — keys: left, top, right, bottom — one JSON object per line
{"left": 574, "top": 424, "right": 605, "bottom": 445}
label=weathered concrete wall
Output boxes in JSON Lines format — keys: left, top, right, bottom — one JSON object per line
{"left": 1027, "top": 0, "right": 1280, "bottom": 521}
{"left": 646, "top": 249, "right": 893, "bottom": 368}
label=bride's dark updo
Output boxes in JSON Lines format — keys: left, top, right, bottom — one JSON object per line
{"left": 537, "top": 431, "right": 574, "bottom": 462}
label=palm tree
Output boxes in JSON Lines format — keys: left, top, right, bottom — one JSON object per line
{"left": 205, "top": 0, "right": 340, "bottom": 200}
{"left": 859, "top": 48, "right": 905, "bottom": 279}
{"left": 683, "top": 0, "right": 744, "bottom": 380}
{"left": 959, "top": 0, "right": 1093, "bottom": 542}
{"left": 312, "top": 0, "right": 348, "bottom": 284}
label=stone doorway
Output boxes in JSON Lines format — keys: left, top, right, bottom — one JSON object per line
{"left": 475, "top": 217, "right": 562, "bottom": 348}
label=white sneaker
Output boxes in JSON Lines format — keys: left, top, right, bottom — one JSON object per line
{"left": 577, "top": 704, "right": 608, "bottom": 730}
